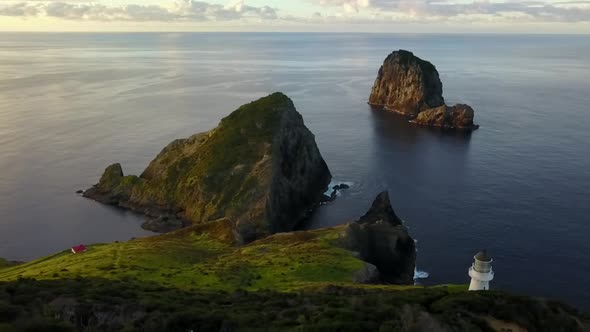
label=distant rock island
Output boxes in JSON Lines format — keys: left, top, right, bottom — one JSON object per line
{"left": 84, "top": 93, "right": 331, "bottom": 242}
{"left": 369, "top": 50, "right": 479, "bottom": 130}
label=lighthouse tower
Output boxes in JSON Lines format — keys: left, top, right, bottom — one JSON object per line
{"left": 468, "top": 250, "right": 494, "bottom": 291}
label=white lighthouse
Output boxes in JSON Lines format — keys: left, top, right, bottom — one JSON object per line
{"left": 468, "top": 250, "right": 494, "bottom": 291}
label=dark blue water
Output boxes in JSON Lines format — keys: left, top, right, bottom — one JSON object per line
{"left": 0, "top": 33, "right": 588, "bottom": 309}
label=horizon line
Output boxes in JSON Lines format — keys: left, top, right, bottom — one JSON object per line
{"left": 0, "top": 30, "right": 588, "bottom": 36}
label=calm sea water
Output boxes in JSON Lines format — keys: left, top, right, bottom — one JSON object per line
{"left": 0, "top": 33, "right": 589, "bottom": 309}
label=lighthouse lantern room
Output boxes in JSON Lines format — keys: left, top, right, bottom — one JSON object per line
{"left": 468, "top": 250, "right": 494, "bottom": 291}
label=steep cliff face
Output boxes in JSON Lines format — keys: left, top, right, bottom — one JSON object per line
{"left": 369, "top": 50, "right": 444, "bottom": 116}
{"left": 369, "top": 50, "right": 479, "bottom": 130}
{"left": 343, "top": 192, "right": 416, "bottom": 284}
{"left": 84, "top": 93, "right": 332, "bottom": 242}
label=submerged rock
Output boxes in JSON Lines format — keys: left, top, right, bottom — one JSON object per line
{"left": 84, "top": 93, "right": 332, "bottom": 242}
{"left": 320, "top": 183, "right": 351, "bottom": 204}
{"left": 369, "top": 50, "right": 478, "bottom": 130}
{"left": 343, "top": 192, "right": 416, "bottom": 284}
{"left": 333, "top": 183, "right": 350, "bottom": 191}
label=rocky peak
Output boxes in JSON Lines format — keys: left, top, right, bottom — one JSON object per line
{"left": 357, "top": 191, "right": 403, "bottom": 226}
{"left": 343, "top": 191, "right": 416, "bottom": 284}
{"left": 97, "top": 163, "right": 124, "bottom": 191}
{"left": 84, "top": 93, "right": 332, "bottom": 242}
{"left": 369, "top": 50, "right": 444, "bottom": 116}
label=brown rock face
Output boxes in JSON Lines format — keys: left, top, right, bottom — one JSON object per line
{"left": 369, "top": 50, "right": 444, "bottom": 116}
{"left": 370, "top": 50, "right": 478, "bottom": 130}
{"left": 343, "top": 192, "right": 416, "bottom": 284}
{"left": 414, "top": 104, "right": 479, "bottom": 130}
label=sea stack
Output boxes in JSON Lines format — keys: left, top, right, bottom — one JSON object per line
{"left": 343, "top": 191, "right": 416, "bottom": 284}
{"left": 369, "top": 50, "right": 478, "bottom": 130}
{"left": 84, "top": 93, "right": 332, "bottom": 242}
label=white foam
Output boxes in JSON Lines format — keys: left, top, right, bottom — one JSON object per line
{"left": 414, "top": 268, "right": 430, "bottom": 280}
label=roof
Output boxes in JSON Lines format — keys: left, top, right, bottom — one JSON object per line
{"left": 72, "top": 245, "right": 87, "bottom": 253}
{"left": 474, "top": 250, "right": 492, "bottom": 262}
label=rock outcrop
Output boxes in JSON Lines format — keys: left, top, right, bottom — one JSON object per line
{"left": 369, "top": 50, "right": 444, "bottom": 116}
{"left": 369, "top": 50, "right": 478, "bottom": 130}
{"left": 414, "top": 104, "right": 479, "bottom": 130}
{"left": 0, "top": 258, "right": 21, "bottom": 269}
{"left": 343, "top": 192, "right": 416, "bottom": 284}
{"left": 84, "top": 93, "right": 332, "bottom": 242}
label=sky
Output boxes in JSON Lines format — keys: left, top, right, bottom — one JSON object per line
{"left": 0, "top": 0, "right": 588, "bottom": 33}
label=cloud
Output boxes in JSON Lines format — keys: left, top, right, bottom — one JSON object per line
{"left": 0, "top": 0, "right": 588, "bottom": 24}
{"left": 311, "top": 0, "right": 590, "bottom": 23}
{"left": 0, "top": 0, "right": 278, "bottom": 21}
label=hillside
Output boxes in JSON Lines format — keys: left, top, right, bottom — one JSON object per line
{"left": 0, "top": 191, "right": 416, "bottom": 289}
{"left": 83, "top": 92, "right": 331, "bottom": 241}
{"left": 0, "top": 222, "right": 366, "bottom": 292}
{"left": 1, "top": 205, "right": 588, "bottom": 331}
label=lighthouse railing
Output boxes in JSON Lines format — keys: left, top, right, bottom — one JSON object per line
{"left": 473, "top": 261, "right": 492, "bottom": 273}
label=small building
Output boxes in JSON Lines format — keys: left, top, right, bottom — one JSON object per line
{"left": 71, "top": 245, "right": 87, "bottom": 254}
{"left": 468, "top": 250, "right": 494, "bottom": 291}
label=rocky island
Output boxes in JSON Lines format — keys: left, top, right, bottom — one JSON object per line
{"left": 84, "top": 93, "right": 332, "bottom": 242}
{"left": 369, "top": 50, "right": 479, "bottom": 130}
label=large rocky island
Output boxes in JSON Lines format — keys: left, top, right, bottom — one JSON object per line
{"left": 84, "top": 93, "right": 331, "bottom": 242}
{"left": 369, "top": 50, "right": 479, "bottom": 130}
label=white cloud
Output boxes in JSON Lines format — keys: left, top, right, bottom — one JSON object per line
{"left": 311, "top": 0, "right": 590, "bottom": 22}
{"left": 0, "top": 0, "right": 278, "bottom": 21}
{"left": 0, "top": 0, "right": 588, "bottom": 25}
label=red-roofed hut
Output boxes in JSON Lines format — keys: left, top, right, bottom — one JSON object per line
{"left": 71, "top": 245, "right": 87, "bottom": 254}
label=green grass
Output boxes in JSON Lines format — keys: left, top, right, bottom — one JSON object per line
{"left": 0, "top": 222, "right": 371, "bottom": 293}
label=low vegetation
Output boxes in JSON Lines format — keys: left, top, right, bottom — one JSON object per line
{"left": 0, "top": 221, "right": 365, "bottom": 292}
{"left": 1, "top": 221, "right": 588, "bottom": 331}
{"left": 0, "top": 277, "right": 586, "bottom": 331}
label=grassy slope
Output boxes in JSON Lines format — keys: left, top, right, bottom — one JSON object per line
{"left": 0, "top": 221, "right": 370, "bottom": 292}
{"left": 1, "top": 225, "right": 588, "bottom": 331}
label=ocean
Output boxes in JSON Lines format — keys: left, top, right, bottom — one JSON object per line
{"left": 0, "top": 33, "right": 588, "bottom": 309}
